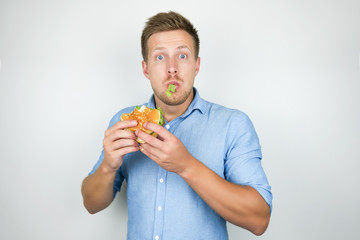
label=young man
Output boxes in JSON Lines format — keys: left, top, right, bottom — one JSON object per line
{"left": 82, "top": 11, "right": 272, "bottom": 240}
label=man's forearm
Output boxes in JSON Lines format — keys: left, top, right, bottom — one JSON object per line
{"left": 81, "top": 163, "right": 117, "bottom": 214}
{"left": 179, "top": 157, "right": 270, "bottom": 236}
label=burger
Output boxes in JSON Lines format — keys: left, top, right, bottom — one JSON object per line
{"left": 120, "top": 105, "right": 164, "bottom": 143}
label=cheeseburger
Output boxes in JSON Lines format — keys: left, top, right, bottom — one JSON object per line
{"left": 120, "top": 105, "right": 164, "bottom": 143}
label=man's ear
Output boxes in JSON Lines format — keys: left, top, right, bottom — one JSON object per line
{"left": 195, "top": 57, "right": 201, "bottom": 76}
{"left": 142, "top": 60, "right": 150, "bottom": 80}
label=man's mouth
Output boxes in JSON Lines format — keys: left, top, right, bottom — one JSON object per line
{"left": 166, "top": 75, "right": 182, "bottom": 88}
{"left": 166, "top": 80, "right": 180, "bottom": 89}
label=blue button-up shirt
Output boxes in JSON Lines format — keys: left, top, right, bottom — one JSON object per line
{"left": 90, "top": 88, "right": 272, "bottom": 240}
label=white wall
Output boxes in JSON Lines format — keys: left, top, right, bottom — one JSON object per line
{"left": 1, "top": 0, "right": 359, "bottom": 239}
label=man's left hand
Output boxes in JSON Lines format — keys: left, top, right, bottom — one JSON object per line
{"left": 135, "top": 122, "right": 196, "bottom": 174}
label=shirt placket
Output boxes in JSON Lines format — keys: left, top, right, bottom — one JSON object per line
{"left": 152, "top": 121, "right": 178, "bottom": 240}
{"left": 152, "top": 165, "right": 167, "bottom": 240}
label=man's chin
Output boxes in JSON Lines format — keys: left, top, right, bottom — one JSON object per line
{"left": 154, "top": 89, "right": 192, "bottom": 106}
{"left": 158, "top": 94, "right": 188, "bottom": 106}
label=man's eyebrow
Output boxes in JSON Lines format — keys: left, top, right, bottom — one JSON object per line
{"left": 152, "top": 47, "right": 166, "bottom": 52}
{"left": 152, "top": 45, "right": 191, "bottom": 52}
{"left": 176, "top": 45, "right": 191, "bottom": 51}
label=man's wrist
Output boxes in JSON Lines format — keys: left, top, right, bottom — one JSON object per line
{"left": 178, "top": 156, "right": 201, "bottom": 181}
{"left": 99, "top": 161, "right": 118, "bottom": 176}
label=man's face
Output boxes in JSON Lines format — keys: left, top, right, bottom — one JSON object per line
{"left": 142, "top": 30, "right": 200, "bottom": 106}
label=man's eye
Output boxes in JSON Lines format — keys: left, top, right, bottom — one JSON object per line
{"left": 156, "top": 55, "right": 164, "bottom": 60}
{"left": 179, "top": 54, "right": 187, "bottom": 59}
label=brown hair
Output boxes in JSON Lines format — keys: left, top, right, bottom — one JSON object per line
{"left": 141, "top": 11, "right": 200, "bottom": 62}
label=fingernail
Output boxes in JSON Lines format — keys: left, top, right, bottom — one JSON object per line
{"left": 143, "top": 122, "right": 147, "bottom": 128}
{"left": 132, "top": 120, "right": 137, "bottom": 125}
{"left": 135, "top": 130, "right": 139, "bottom": 135}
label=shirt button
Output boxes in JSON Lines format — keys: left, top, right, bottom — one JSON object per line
{"left": 159, "top": 178, "right": 164, "bottom": 183}
{"left": 165, "top": 124, "right": 170, "bottom": 129}
{"left": 157, "top": 206, "right": 162, "bottom": 211}
{"left": 155, "top": 236, "right": 159, "bottom": 240}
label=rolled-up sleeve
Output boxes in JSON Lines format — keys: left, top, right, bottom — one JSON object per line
{"left": 224, "top": 112, "right": 273, "bottom": 212}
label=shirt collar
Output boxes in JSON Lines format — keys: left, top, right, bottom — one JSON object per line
{"left": 146, "top": 87, "right": 207, "bottom": 118}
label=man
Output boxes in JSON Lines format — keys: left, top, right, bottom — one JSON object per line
{"left": 82, "top": 11, "right": 272, "bottom": 240}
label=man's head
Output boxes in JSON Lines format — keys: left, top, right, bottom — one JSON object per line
{"left": 141, "top": 12, "right": 201, "bottom": 107}
{"left": 141, "top": 11, "right": 200, "bottom": 62}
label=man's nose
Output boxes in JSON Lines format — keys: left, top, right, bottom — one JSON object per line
{"left": 167, "top": 58, "right": 178, "bottom": 74}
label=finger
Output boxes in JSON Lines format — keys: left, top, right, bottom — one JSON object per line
{"left": 117, "top": 145, "right": 140, "bottom": 156}
{"left": 139, "top": 144, "right": 161, "bottom": 165}
{"left": 107, "top": 129, "right": 137, "bottom": 143}
{"left": 135, "top": 129, "right": 163, "bottom": 148}
{"left": 143, "top": 122, "right": 172, "bottom": 141}
{"left": 105, "top": 120, "right": 137, "bottom": 137}
{"left": 139, "top": 142, "right": 163, "bottom": 160}
{"left": 108, "top": 139, "right": 139, "bottom": 152}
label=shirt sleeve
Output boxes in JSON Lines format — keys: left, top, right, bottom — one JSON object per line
{"left": 224, "top": 112, "right": 273, "bottom": 212}
{"left": 88, "top": 112, "right": 125, "bottom": 199}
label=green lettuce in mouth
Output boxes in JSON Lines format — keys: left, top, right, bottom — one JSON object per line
{"left": 166, "top": 84, "right": 176, "bottom": 96}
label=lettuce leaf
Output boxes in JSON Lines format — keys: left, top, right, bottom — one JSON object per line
{"left": 157, "top": 107, "right": 164, "bottom": 126}
{"left": 166, "top": 84, "right": 176, "bottom": 96}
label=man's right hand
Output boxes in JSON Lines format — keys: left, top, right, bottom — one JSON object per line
{"left": 82, "top": 119, "right": 139, "bottom": 214}
{"left": 102, "top": 120, "right": 139, "bottom": 172}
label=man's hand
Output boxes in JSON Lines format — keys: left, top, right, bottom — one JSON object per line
{"left": 135, "top": 122, "right": 195, "bottom": 174}
{"left": 102, "top": 120, "right": 140, "bottom": 172}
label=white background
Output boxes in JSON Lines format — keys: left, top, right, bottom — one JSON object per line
{"left": 1, "top": 0, "right": 359, "bottom": 239}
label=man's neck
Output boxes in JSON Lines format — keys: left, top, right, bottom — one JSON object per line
{"left": 154, "top": 89, "right": 194, "bottom": 122}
